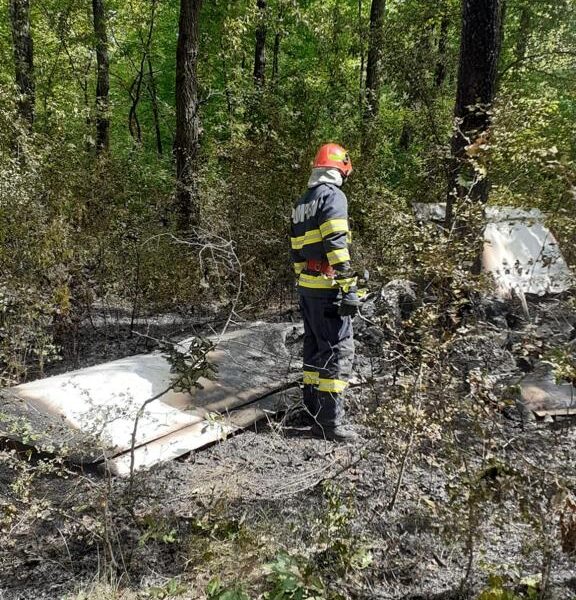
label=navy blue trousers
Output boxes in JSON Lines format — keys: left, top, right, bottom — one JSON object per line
{"left": 299, "top": 294, "right": 355, "bottom": 427}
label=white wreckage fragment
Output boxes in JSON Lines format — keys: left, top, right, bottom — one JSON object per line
{"left": 413, "top": 203, "right": 574, "bottom": 298}
{"left": 2, "top": 322, "right": 301, "bottom": 475}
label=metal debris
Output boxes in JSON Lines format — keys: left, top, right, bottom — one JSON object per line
{"left": 2, "top": 322, "right": 302, "bottom": 475}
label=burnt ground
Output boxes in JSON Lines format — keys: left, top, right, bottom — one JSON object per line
{"left": 1, "top": 294, "right": 575, "bottom": 600}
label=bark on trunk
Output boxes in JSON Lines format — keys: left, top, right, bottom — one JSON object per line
{"left": 175, "top": 0, "right": 203, "bottom": 229}
{"left": 364, "top": 0, "right": 385, "bottom": 119}
{"left": 92, "top": 0, "right": 110, "bottom": 154}
{"left": 253, "top": 0, "right": 266, "bottom": 86}
{"left": 9, "top": 0, "right": 35, "bottom": 128}
{"left": 445, "top": 0, "right": 503, "bottom": 230}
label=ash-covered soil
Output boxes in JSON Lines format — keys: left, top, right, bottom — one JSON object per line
{"left": 1, "top": 293, "right": 575, "bottom": 600}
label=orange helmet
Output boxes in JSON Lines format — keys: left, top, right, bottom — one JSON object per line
{"left": 313, "top": 143, "right": 353, "bottom": 177}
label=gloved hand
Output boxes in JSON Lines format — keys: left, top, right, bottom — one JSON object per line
{"left": 338, "top": 291, "right": 361, "bottom": 317}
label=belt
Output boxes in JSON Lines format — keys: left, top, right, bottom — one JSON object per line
{"left": 305, "top": 259, "right": 336, "bottom": 277}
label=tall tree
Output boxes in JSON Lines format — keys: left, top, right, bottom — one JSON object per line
{"left": 445, "top": 0, "right": 503, "bottom": 228}
{"left": 92, "top": 0, "right": 110, "bottom": 154}
{"left": 364, "top": 0, "right": 385, "bottom": 119}
{"left": 253, "top": 0, "right": 266, "bottom": 86}
{"left": 9, "top": 0, "right": 35, "bottom": 128}
{"left": 175, "top": 0, "right": 203, "bottom": 228}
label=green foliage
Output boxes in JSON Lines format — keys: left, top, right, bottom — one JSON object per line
{"left": 263, "top": 552, "right": 331, "bottom": 600}
{"left": 312, "top": 481, "right": 373, "bottom": 576}
{"left": 145, "top": 578, "right": 188, "bottom": 600}
{"left": 138, "top": 513, "right": 179, "bottom": 547}
{"left": 162, "top": 336, "right": 217, "bottom": 394}
{"left": 478, "top": 573, "right": 541, "bottom": 600}
{"left": 206, "top": 578, "right": 250, "bottom": 600}
{"left": 544, "top": 344, "right": 576, "bottom": 384}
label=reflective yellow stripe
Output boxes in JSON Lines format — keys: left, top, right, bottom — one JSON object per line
{"left": 326, "top": 248, "right": 350, "bottom": 266}
{"left": 335, "top": 276, "right": 358, "bottom": 293}
{"left": 320, "top": 219, "right": 349, "bottom": 237}
{"left": 318, "top": 378, "right": 348, "bottom": 393}
{"left": 298, "top": 273, "right": 338, "bottom": 289}
{"left": 303, "top": 371, "right": 320, "bottom": 385}
{"left": 291, "top": 229, "right": 322, "bottom": 250}
{"left": 293, "top": 261, "right": 306, "bottom": 275}
{"left": 328, "top": 151, "right": 346, "bottom": 161}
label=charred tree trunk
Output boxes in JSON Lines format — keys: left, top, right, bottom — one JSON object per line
{"left": 92, "top": 0, "right": 110, "bottom": 154}
{"left": 434, "top": 16, "right": 449, "bottom": 88}
{"left": 445, "top": 0, "right": 503, "bottom": 232}
{"left": 364, "top": 0, "right": 385, "bottom": 120}
{"left": 253, "top": 0, "right": 266, "bottom": 86}
{"left": 175, "top": 0, "right": 203, "bottom": 229}
{"left": 9, "top": 0, "right": 35, "bottom": 128}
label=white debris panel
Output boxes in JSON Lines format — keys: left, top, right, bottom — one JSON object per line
{"left": 3, "top": 322, "right": 301, "bottom": 475}
{"left": 413, "top": 203, "right": 574, "bottom": 297}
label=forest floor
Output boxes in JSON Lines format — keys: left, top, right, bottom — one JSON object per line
{"left": 1, "top": 294, "right": 575, "bottom": 600}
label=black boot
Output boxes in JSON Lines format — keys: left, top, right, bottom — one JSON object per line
{"left": 310, "top": 423, "right": 359, "bottom": 442}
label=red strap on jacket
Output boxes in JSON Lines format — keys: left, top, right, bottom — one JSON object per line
{"left": 306, "top": 259, "right": 336, "bottom": 277}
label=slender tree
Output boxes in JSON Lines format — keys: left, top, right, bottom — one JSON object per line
{"left": 146, "top": 56, "right": 163, "bottom": 156}
{"left": 271, "top": 31, "right": 280, "bottom": 80}
{"left": 253, "top": 0, "right": 266, "bottom": 86}
{"left": 514, "top": 6, "right": 530, "bottom": 65}
{"left": 9, "top": 0, "right": 35, "bottom": 128}
{"left": 434, "top": 15, "right": 449, "bottom": 88}
{"left": 128, "top": 0, "right": 159, "bottom": 147}
{"left": 364, "top": 0, "right": 385, "bottom": 119}
{"left": 357, "top": 0, "right": 365, "bottom": 112}
{"left": 92, "top": 0, "right": 110, "bottom": 154}
{"left": 175, "top": 0, "right": 203, "bottom": 228}
{"left": 445, "top": 0, "right": 503, "bottom": 228}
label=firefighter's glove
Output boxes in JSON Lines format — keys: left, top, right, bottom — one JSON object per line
{"left": 339, "top": 291, "right": 361, "bottom": 317}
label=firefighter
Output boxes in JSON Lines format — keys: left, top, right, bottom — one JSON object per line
{"left": 290, "top": 143, "right": 360, "bottom": 441}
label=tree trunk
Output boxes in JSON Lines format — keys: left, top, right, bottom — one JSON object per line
{"left": 9, "top": 0, "right": 35, "bottom": 128}
{"left": 272, "top": 31, "right": 280, "bottom": 80}
{"left": 129, "top": 0, "right": 158, "bottom": 149}
{"left": 146, "top": 56, "right": 163, "bottom": 156}
{"left": 364, "top": 0, "right": 385, "bottom": 119}
{"left": 445, "top": 0, "right": 503, "bottom": 230}
{"left": 175, "top": 0, "right": 203, "bottom": 229}
{"left": 92, "top": 0, "right": 110, "bottom": 154}
{"left": 434, "top": 16, "right": 449, "bottom": 88}
{"left": 514, "top": 6, "right": 530, "bottom": 65}
{"left": 253, "top": 0, "right": 266, "bottom": 86}
{"left": 357, "top": 0, "right": 365, "bottom": 115}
